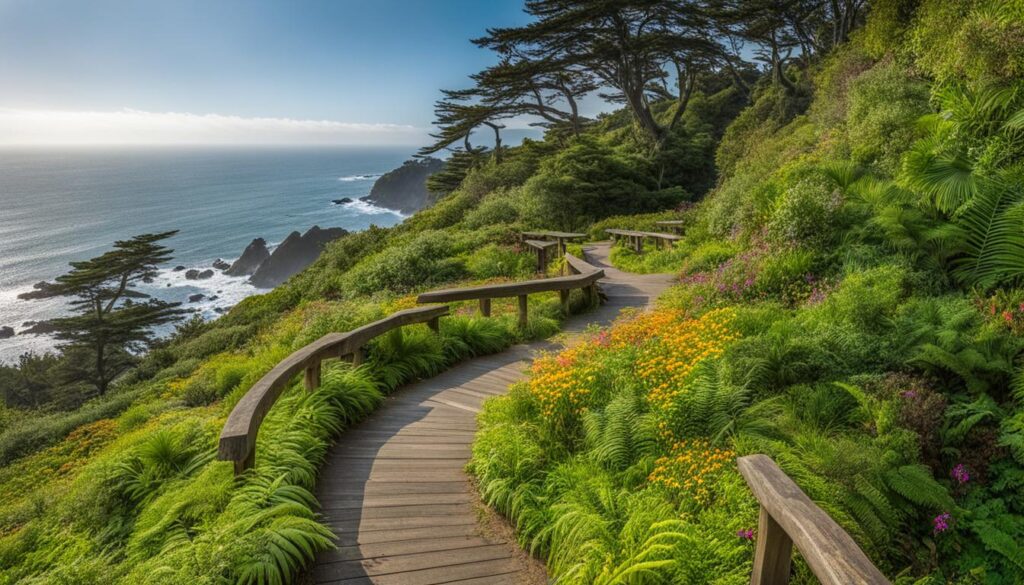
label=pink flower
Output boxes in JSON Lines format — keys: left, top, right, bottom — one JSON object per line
{"left": 933, "top": 512, "right": 952, "bottom": 534}
{"left": 1003, "top": 311, "right": 1014, "bottom": 324}
{"left": 901, "top": 390, "right": 918, "bottom": 399}
{"left": 951, "top": 463, "right": 970, "bottom": 484}
{"left": 737, "top": 528, "right": 755, "bottom": 540}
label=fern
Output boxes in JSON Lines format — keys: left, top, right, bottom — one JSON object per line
{"left": 949, "top": 169, "right": 1024, "bottom": 288}
{"left": 883, "top": 465, "right": 954, "bottom": 510}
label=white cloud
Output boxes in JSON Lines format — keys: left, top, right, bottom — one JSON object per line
{"left": 0, "top": 107, "right": 428, "bottom": 146}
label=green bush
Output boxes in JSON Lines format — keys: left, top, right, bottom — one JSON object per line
{"left": 465, "top": 244, "right": 533, "bottom": 279}
{"left": 343, "top": 230, "right": 468, "bottom": 295}
{"left": 767, "top": 175, "right": 844, "bottom": 246}
{"left": 845, "top": 60, "right": 930, "bottom": 174}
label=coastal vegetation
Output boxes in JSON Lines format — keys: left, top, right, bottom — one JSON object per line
{"left": 1, "top": 0, "right": 1023, "bottom": 584}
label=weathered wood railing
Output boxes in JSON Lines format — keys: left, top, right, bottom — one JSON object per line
{"left": 218, "top": 305, "right": 449, "bottom": 474}
{"left": 521, "top": 230, "right": 587, "bottom": 256}
{"left": 417, "top": 253, "right": 603, "bottom": 328}
{"left": 524, "top": 239, "right": 558, "bottom": 273}
{"left": 606, "top": 228, "right": 681, "bottom": 252}
{"left": 737, "top": 455, "right": 891, "bottom": 585}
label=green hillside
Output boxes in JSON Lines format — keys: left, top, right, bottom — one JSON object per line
{"left": 2, "top": 1, "right": 1024, "bottom": 583}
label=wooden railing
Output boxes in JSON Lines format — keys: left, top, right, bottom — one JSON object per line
{"left": 218, "top": 305, "right": 448, "bottom": 474}
{"left": 417, "top": 253, "right": 603, "bottom": 327}
{"left": 524, "top": 239, "right": 557, "bottom": 273}
{"left": 218, "top": 253, "right": 606, "bottom": 475}
{"left": 606, "top": 228, "right": 681, "bottom": 253}
{"left": 737, "top": 455, "right": 891, "bottom": 585}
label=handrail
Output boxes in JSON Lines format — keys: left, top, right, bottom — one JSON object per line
{"left": 524, "top": 239, "right": 558, "bottom": 273}
{"left": 417, "top": 253, "right": 603, "bottom": 326}
{"left": 218, "top": 305, "right": 449, "bottom": 474}
{"left": 737, "top": 455, "right": 891, "bottom": 585}
{"left": 606, "top": 228, "right": 680, "bottom": 253}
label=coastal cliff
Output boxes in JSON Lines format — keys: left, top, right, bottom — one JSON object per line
{"left": 363, "top": 157, "right": 445, "bottom": 214}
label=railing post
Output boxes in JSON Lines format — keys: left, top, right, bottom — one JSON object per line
{"left": 538, "top": 248, "right": 547, "bottom": 274}
{"left": 559, "top": 289, "right": 570, "bottom": 316}
{"left": 235, "top": 447, "right": 254, "bottom": 476}
{"left": 428, "top": 316, "right": 440, "bottom": 333}
{"left": 479, "top": 298, "right": 491, "bottom": 317}
{"left": 751, "top": 506, "right": 793, "bottom": 585}
{"left": 518, "top": 295, "right": 528, "bottom": 328}
{"left": 352, "top": 347, "right": 366, "bottom": 366}
{"left": 304, "top": 360, "right": 321, "bottom": 391}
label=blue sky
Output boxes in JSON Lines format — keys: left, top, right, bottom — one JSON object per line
{"left": 0, "top": 0, "right": 542, "bottom": 145}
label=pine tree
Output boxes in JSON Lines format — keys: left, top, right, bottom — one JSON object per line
{"left": 20, "top": 231, "right": 187, "bottom": 395}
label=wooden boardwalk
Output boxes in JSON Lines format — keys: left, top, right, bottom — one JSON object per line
{"left": 309, "top": 244, "right": 674, "bottom": 585}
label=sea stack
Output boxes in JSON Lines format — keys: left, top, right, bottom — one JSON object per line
{"left": 226, "top": 238, "right": 270, "bottom": 276}
{"left": 249, "top": 226, "right": 347, "bottom": 288}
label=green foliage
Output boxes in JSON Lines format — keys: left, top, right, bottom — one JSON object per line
{"left": 524, "top": 136, "right": 687, "bottom": 231}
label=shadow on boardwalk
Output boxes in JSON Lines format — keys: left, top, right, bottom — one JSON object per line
{"left": 308, "top": 244, "right": 674, "bottom": 585}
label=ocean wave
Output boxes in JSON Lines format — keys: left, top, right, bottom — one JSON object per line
{"left": 337, "top": 173, "right": 381, "bottom": 182}
{"left": 337, "top": 199, "right": 405, "bottom": 217}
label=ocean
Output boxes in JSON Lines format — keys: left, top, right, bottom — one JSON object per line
{"left": 0, "top": 146, "right": 413, "bottom": 364}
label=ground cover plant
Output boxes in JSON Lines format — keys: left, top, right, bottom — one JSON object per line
{"left": 469, "top": 1, "right": 1024, "bottom": 583}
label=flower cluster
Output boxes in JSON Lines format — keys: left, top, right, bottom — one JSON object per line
{"left": 951, "top": 463, "right": 970, "bottom": 484}
{"left": 529, "top": 343, "right": 600, "bottom": 418}
{"left": 933, "top": 512, "right": 953, "bottom": 534}
{"left": 634, "top": 308, "right": 738, "bottom": 409}
{"left": 648, "top": 438, "right": 736, "bottom": 504}
{"left": 737, "top": 528, "right": 755, "bottom": 540}
{"left": 679, "top": 249, "right": 764, "bottom": 309}
{"left": 976, "top": 291, "right": 1024, "bottom": 335}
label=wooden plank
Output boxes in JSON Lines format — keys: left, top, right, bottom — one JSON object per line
{"left": 314, "top": 553, "right": 517, "bottom": 584}
{"left": 321, "top": 536, "right": 495, "bottom": 563}
{"left": 737, "top": 455, "right": 890, "bottom": 585}
{"left": 523, "top": 239, "right": 557, "bottom": 251}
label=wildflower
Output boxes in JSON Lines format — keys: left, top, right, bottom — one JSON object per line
{"left": 933, "top": 512, "right": 952, "bottom": 534}
{"left": 901, "top": 390, "right": 918, "bottom": 399}
{"left": 951, "top": 463, "right": 969, "bottom": 484}
{"left": 1003, "top": 311, "right": 1014, "bottom": 324}
{"left": 737, "top": 528, "right": 755, "bottom": 540}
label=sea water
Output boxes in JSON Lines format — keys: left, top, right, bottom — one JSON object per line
{"left": 0, "top": 146, "right": 412, "bottom": 363}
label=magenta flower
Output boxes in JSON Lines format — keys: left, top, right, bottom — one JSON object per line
{"left": 737, "top": 528, "right": 755, "bottom": 540}
{"left": 933, "top": 512, "right": 952, "bottom": 534}
{"left": 951, "top": 464, "right": 969, "bottom": 484}
{"left": 901, "top": 390, "right": 918, "bottom": 399}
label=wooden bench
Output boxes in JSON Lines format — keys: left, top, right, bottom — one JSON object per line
{"left": 738, "top": 455, "right": 891, "bottom": 585}
{"left": 418, "top": 253, "right": 603, "bottom": 327}
{"left": 605, "top": 228, "right": 682, "bottom": 252}
{"left": 521, "top": 230, "right": 587, "bottom": 256}
{"left": 655, "top": 220, "right": 686, "bottom": 234}
{"left": 218, "top": 305, "right": 449, "bottom": 474}
{"left": 524, "top": 239, "right": 558, "bottom": 273}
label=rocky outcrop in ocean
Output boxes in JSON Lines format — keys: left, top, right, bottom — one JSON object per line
{"left": 249, "top": 226, "right": 348, "bottom": 288}
{"left": 225, "top": 238, "right": 270, "bottom": 276}
{"left": 363, "top": 157, "right": 445, "bottom": 214}
{"left": 0, "top": 327, "right": 13, "bottom": 339}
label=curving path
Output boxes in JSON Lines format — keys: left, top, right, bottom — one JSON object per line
{"left": 309, "top": 243, "right": 674, "bottom": 585}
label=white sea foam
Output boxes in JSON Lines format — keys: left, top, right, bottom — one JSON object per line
{"left": 339, "top": 199, "right": 405, "bottom": 217}
{"left": 337, "top": 173, "right": 381, "bottom": 182}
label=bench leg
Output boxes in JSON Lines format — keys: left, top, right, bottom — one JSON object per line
{"left": 428, "top": 316, "right": 440, "bottom": 333}
{"left": 479, "top": 298, "right": 491, "bottom": 317}
{"left": 518, "top": 295, "right": 529, "bottom": 329}
{"left": 559, "top": 289, "right": 570, "bottom": 316}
